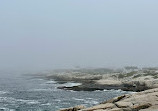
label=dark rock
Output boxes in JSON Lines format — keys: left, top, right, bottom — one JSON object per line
{"left": 122, "top": 81, "right": 150, "bottom": 92}
{"left": 57, "top": 86, "right": 104, "bottom": 91}
{"left": 101, "top": 95, "right": 126, "bottom": 104}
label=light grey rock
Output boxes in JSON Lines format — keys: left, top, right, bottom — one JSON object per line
{"left": 115, "top": 101, "right": 133, "bottom": 108}
{"left": 82, "top": 103, "right": 116, "bottom": 111}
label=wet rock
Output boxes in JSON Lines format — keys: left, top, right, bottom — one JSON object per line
{"left": 122, "top": 81, "right": 150, "bottom": 92}
{"left": 57, "top": 86, "right": 104, "bottom": 91}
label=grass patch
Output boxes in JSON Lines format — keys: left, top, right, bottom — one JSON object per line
{"left": 153, "top": 75, "right": 158, "bottom": 79}
{"left": 118, "top": 74, "right": 126, "bottom": 78}
{"left": 126, "top": 71, "right": 137, "bottom": 77}
{"left": 133, "top": 74, "right": 142, "bottom": 78}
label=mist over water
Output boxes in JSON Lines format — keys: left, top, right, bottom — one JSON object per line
{"left": 0, "top": 1, "right": 158, "bottom": 111}
{"left": 0, "top": 0, "right": 158, "bottom": 72}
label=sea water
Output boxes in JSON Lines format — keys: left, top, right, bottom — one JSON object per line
{"left": 0, "top": 72, "right": 128, "bottom": 111}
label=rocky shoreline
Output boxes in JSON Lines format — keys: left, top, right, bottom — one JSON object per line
{"left": 45, "top": 68, "right": 158, "bottom": 92}
{"left": 59, "top": 88, "right": 158, "bottom": 111}
{"left": 41, "top": 67, "right": 158, "bottom": 111}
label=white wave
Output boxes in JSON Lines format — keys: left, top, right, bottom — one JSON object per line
{"left": 29, "top": 88, "right": 58, "bottom": 92}
{"left": 94, "top": 90, "right": 102, "bottom": 92}
{"left": 16, "top": 99, "right": 40, "bottom": 104}
{"left": 0, "top": 96, "right": 39, "bottom": 105}
{"left": 45, "top": 80, "right": 57, "bottom": 84}
{"left": 72, "top": 97, "right": 84, "bottom": 101}
{"left": 84, "top": 99, "right": 99, "bottom": 105}
{"left": 0, "top": 97, "right": 16, "bottom": 104}
{"left": 63, "top": 82, "right": 81, "bottom": 87}
{"left": 86, "top": 98, "right": 93, "bottom": 100}
{"left": 0, "top": 91, "right": 8, "bottom": 95}
{"left": 0, "top": 107, "right": 15, "bottom": 111}
{"left": 54, "top": 99, "right": 61, "bottom": 102}
{"left": 103, "top": 89, "right": 109, "bottom": 92}
{"left": 30, "top": 88, "right": 50, "bottom": 91}
{"left": 103, "top": 89, "right": 127, "bottom": 93}
{"left": 61, "top": 102, "right": 71, "bottom": 105}
{"left": 64, "top": 90, "right": 77, "bottom": 92}
{"left": 41, "top": 103, "right": 51, "bottom": 106}
{"left": 103, "top": 89, "right": 117, "bottom": 92}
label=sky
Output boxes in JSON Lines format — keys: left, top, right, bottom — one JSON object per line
{"left": 0, "top": 0, "right": 158, "bottom": 71}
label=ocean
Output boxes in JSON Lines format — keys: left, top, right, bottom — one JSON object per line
{"left": 0, "top": 72, "right": 129, "bottom": 111}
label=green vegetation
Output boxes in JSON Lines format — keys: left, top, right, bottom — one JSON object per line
{"left": 144, "top": 72, "right": 158, "bottom": 76}
{"left": 118, "top": 71, "right": 137, "bottom": 79}
{"left": 153, "top": 75, "right": 158, "bottom": 79}
{"left": 133, "top": 74, "right": 142, "bottom": 78}
{"left": 126, "top": 71, "right": 137, "bottom": 77}
{"left": 118, "top": 74, "right": 126, "bottom": 78}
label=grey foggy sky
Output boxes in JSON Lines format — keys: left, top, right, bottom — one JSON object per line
{"left": 0, "top": 0, "right": 158, "bottom": 71}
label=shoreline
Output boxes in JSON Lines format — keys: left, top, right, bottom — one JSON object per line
{"left": 39, "top": 67, "right": 158, "bottom": 111}
{"left": 46, "top": 71, "right": 158, "bottom": 92}
{"left": 59, "top": 88, "right": 158, "bottom": 111}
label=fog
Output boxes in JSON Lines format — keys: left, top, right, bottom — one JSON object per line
{"left": 0, "top": 0, "right": 158, "bottom": 72}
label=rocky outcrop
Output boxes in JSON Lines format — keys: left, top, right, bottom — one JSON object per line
{"left": 48, "top": 72, "right": 158, "bottom": 92}
{"left": 57, "top": 80, "right": 150, "bottom": 92}
{"left": 58, "top": 86, "right": 104, "bottom": 91}
{"left": 40, "top": 68, "right": 158, "bottom": 110}
{"left": 42, "top": 67, "right": 158, "bottom": 92}
{"left": 58, "top": 88, "right": 158, "bottom": 111}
